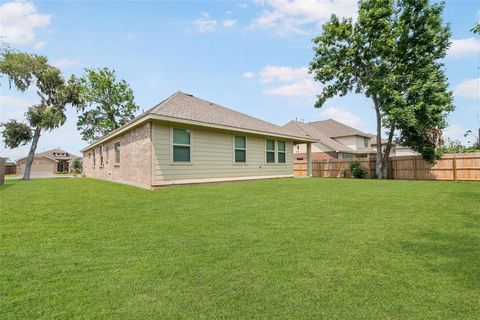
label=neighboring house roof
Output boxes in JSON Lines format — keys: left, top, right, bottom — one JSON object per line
{"left": 370, "top": 135, "right": 390, "bottom": 146}
{"left": 309, "top": 119, "right": 373, "bottom": 138}
{"left": 17, "top": 148, "right": 81, "bottom": 162}
{"left": 282, "top": 121, "right": 354, "bottom": 153}
{"left": 283, "top": 120, "right": 378, "bottom": 154}
{"left": 82, "top": 91, "right": 315, "bottom": 152}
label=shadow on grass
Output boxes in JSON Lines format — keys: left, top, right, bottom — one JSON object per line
{"left": 397, "top": 229, "right": 480, "bottom": 289}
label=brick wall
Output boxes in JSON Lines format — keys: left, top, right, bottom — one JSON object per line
{"left": 83, "top": 123, "right": 152, "bottom": 188}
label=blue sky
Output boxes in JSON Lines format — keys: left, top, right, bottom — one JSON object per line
{"left": 0, "top": 0, "right": 479, "bottom": 159}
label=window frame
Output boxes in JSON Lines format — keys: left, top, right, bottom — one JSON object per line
{"left": 114, "top": 142, "right": 121, "bottom": 165}
{"left": 265, "top": 139, "right": 276, "bottom": 164}
{"left": 233, "top": 135, "right": 247, "bottom": 164}
{"left": 171, "top": 127, "right": 192, "bottom": 164}
{"left": 364, "top": 137, "right": 369, "bottom": 148}
{"left": 277, "top": 141, "right": 286, "bottom": 163}
{"left": 99, "top": 145, "right": 104, "bottom": 168}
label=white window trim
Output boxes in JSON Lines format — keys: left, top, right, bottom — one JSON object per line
{"left": 265, "top": 139, "right": 276, "bottom": 164}
{"left": 277, "top": 141, "right": 287, "bottom": 164}
{"left": 114, "top": 141, "right": 121, "bottom": 166}
{"left": 233, "top": 135, "right": 247, "bottom": 165}
{"left": 99, "top": 145, "right": 104, "bottom": 168}
{"left": 170, "top": 126, "right": 193, "bottom": 165}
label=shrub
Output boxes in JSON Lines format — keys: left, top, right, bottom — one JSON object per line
{"left": 350, "top": 161, "right": 367, "bottom": 179}
{"left": 72, "top": 159, "right": 83, "bottom": 174}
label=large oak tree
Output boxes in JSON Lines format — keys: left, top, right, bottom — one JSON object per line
{"left": 76, "top": 68, "right": 139, "bottom": 143}
{"left": 0, "top": 49, "right": 83, "bottom": 180}
{"left": 310, "top": 0, "right": 454, "bottom": 178}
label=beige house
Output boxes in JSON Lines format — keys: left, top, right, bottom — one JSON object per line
{"left": 81, "top": 92, "right": 315, "bottom": 189}
{"left": 283, "top": 119, "right": 376, "bottom": 160}
{"left": 370, "top": 136, "right": 419, "bottom": 157}
{"left": 17, "top": 149, "right": 81, "bottom": 176}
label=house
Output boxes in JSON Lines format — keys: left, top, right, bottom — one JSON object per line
{"left": 5, "top": 161, "right": 16, "bottom": 175}
{"left": 16, "top": 149, "right": 81, "bottom": 176}
{"left": 370, "top": 136, "right": 419, "bottom": 156}
{"left": 81, "top": 92, "right": 315, "bottom": 188}
{"left": 283, "top": 119, "right": 376, "bottom": 160}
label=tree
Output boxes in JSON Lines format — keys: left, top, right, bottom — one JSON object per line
{"left": 310, "top": 0, "right": 453, "bottom": 178}
{"left": 76, "top": 68, "right": 139, "bottom": 143}
{"left": 0, "top": 48, "right": 83, "bottom": 180}
{"left": 437, "top": 139, "right": 465, "bottom": 154}
{"left": 471, "top": 22, "right": 480, "bottom": 34}
{"left": 71, "top": 158, "right": 82, "bottom": 174}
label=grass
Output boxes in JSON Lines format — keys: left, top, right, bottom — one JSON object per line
{"left": 1, "top": 178, "right": 479, "bottom": 319}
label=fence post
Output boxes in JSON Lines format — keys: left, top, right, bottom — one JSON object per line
{"left": 394, "top": 158, "right": 398, "bottom": 180}
{"left": 453, "top": 155, "right": 457, "bottom": 181}
{"left": 413, "top": 157, "right": 417, "bottom": 180}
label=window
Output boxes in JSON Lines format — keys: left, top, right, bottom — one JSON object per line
{"left": 99, "top": 146, "right": 104, "bottom": 167}
{"left": 106, "top": 146, "right": 109, "bottom": 162}
{"left": 278, "top": 141, "right": 286, "bottom": 163}
{"left": 92, "top": 149, "right": 96, "bottom": 166}
{"left": 364, "top": 137, "right": 369, "bottom": 148}
{"left": 342, "top": 153, "right": 354, "bottom": 160}
{"left": 266, "top": 140, "right": 275, "bottom": 163}
{"left": 234, "top": 136, "right": 246, "bottom": 163}
{"left": 114, "top": 142, "right": 121, "bottom": 164}
{"left": 173, "top": 128, "right": 191, "bottom": 162}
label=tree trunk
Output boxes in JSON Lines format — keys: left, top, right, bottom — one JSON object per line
{"left": 22, "top": 127, "right": 41, "bottom": 181}
{"left": 381, "top": 124, "right": 395, "bottom": 178}
{"left": 372, "top": 95, "right": 383, "bottom": 179}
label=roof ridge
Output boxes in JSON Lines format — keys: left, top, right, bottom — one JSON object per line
{"left": 174, "top": 92, "right": 286, "bottom": 130}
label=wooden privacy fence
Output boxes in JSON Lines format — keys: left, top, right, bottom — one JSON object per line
{"left": 294, "top": 153, "right": 480, "bottom": 181}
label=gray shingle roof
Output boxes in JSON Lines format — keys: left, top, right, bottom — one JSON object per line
{"left": 308, "top": 119, "right": 373, "bottom": 138}
{"left": 282, "top": 121, "right": 354, "bottom": 153}
{"left": 148, "top": 92, "right": 310, "bottom": 139}
{"left": 17, "top": 148, "right": 80, "bottom": 162}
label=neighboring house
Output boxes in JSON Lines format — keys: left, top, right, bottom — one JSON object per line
{"left": 370, "top": 136, "right": 419, "bottom": 156}
{"left": 283, "top": 119, "right": 376, "bottom": 160}
{"left": 5, "top": 161, "right": 17, "bottom": 175}
{"left": 81, "top": 92, "right": 315, "bottom": 189}
{"left": 16, "top": 149, "right": 81, "bottom": 176}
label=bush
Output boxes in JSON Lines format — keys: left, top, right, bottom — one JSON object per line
{"left": 350, "top": 161, "right": 367, "bottom": 179}
{"left": 72, "top": 158, "right": 83, "bottom": 174}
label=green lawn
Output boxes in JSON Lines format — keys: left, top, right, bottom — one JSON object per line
{"left": 1, "top": 178, "right": 479, "bottom": 319}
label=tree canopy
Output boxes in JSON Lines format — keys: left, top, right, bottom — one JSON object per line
{"left": 0, "top": 48, "right": 83, "bottom": 180}
{"left": 310, "top": 0, "right": 453, "bottom": 178}
{"left": 76, "top": 68, "right": 139, "bottom": 143}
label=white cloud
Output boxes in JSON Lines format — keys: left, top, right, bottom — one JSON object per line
{"left": 454, "top": 78, "right": 479, "bottom": 99}
{"left": 237, "top": 3, "right": 248, "bottom": 8}
{"left": 264, "top": 79, "right": 319, "bottom": 96}
{"left": 248, "top": 64, "right": 321, "bottom": 98}
{"left": 242, "top": 71, "right": 255, "bottom": 79}
{"left": 318, "top": 106, "right": 365, "bottom": 128}
{"left": 52, "top": 58, "right": 78, "bottom": 68}
{"left": 251, "top": 0, "right": 358, "bottom": 35}
{"left": 193, "top": 13, "right": 217, "bottom": 33}
{"left": 34, "top": 41, "right": 46, "bottom": 49}
{"left": 0, "top": 95, "right": 37, "bottom": 122}
{"left": 0, "top": 1, "right": 51, "bottom": 45}
{"left": 259, "top": 65, "right": 309, "bottom": 83}
{"left": 448, "top": 38, "right": 480, "bottom": 58}
{"left": 223, "top": 19, "right": 238, "bottom": 27}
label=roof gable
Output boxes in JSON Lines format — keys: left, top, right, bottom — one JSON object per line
{"left": 282, "top": 121, "right": 354, "bottom": 153}
{"left": 308, "top": 119, "right": 372, "bottom": 138}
